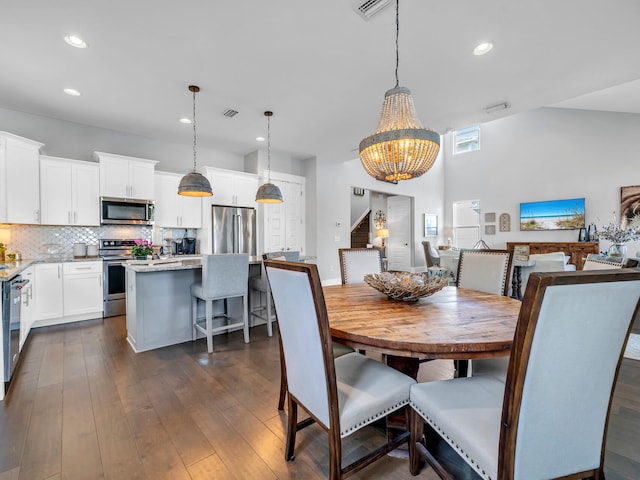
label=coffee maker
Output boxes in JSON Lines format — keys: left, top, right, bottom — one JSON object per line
{"left": 174, "top": 238, "right": 185, "bottom": 255}
{"left": 184, "top": 237, "right": 196, "bottom": 254}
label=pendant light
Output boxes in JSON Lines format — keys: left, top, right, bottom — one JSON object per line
{"left": 255, "top": 111, "right": 283, "bottom": 203}
{"left": 178, "top": 85, "right": 213, "bottom": 197}
{"left": 359, "top": 0, "right": 440, "bottom": 182}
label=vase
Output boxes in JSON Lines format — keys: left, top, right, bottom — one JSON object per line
{"left": 608, "top": 243, "right": 627, "bottom": 258}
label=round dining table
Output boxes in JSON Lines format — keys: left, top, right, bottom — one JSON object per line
{"left": 323, "top": 284, "right": 522, "bottom": 378}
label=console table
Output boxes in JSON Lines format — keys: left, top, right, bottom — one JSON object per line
{"left": 506, "top": 242, "right": 599, "bottom": 271}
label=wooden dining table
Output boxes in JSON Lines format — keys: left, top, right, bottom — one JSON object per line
{"left": 323, "top": 284, "right": 522, "bottom": 379}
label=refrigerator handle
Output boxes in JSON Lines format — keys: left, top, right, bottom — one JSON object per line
{"left": 234, "top": 213, "right": 240, "bottom": 253}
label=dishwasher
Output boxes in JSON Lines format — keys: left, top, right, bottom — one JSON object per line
{"left": 2, "top": 275, "right": 29, "bottom": 392}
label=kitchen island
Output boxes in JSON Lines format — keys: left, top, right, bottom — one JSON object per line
{"left": 124, "top": 256, "right": 261, "bottom": 353}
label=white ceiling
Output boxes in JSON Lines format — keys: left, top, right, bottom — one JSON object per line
{"left": 2, "top": 0, "right": 640, "bottom": 162}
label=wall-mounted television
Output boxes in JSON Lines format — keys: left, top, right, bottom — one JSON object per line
{"left": 520, "top": 197, "right": 585, "bottom": 231}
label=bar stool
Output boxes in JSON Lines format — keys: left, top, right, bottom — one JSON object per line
{"left": 249, "top": 251, "right": 300, "bottom": 336}
{"left": 192, "top": 253, "right": 249, "bottom": 353}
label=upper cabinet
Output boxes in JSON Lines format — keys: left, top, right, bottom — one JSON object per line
{"left": 40, "top": 156, "right": 100, "bottom": 226}
{"left": 203, "top": 167, "right": 259, "bottom": 207}
{"left": 95, "top": 151, "right": 158, "bottom": 200}
{"left": 154, "top": 171, "right": 202, "bottom": 228}
{"left": 0, "top": 131, "right": 44, "bottom": 224}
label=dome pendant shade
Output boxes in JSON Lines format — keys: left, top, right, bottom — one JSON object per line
{"left": 255, "top": 182, "right": 283, "bottom": 203}
{"left": 255, "top": 110, "right": 284, "bottom": 203}
{"left": 360, "top": 86, "right": 440, "bottom": 182}
{"left": 178, "top": 171, "right": 213, "bottom": 197}
{"left": 178, "top": 84, "right": 213, "bottom": 197}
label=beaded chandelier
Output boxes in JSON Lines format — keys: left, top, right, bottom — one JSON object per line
{"left": 359, "top": 0, "right": 440, "bottom": 182}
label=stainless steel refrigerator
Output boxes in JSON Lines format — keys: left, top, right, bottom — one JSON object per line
{"left": 211, "top": 205, "right": 256, "bottom": 256}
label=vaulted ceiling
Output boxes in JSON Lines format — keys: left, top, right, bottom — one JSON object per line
{"left": 2, "top": 0, "right": 639, "bottom": 162}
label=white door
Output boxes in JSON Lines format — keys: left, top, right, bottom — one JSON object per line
{"left": 387, "top": 195, "right": 413, "bottom": 272}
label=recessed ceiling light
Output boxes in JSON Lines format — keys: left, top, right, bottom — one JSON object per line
{"left": 64, "top": 35, "right": 87, "bottom": 49}
{"left": 256, "top": 136, "right": 265, "bottom": 142}
{"left": 63, "top": 88, "right": 81, "bottom": 96}
{"left": 473, "top": 42, "right": 493, "bottom": 56}
{"left": 179, "top": 117, "right": 192, "bottom": 124}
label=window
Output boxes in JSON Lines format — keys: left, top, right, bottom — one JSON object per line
{"left": 453, "top": 125, "right": 480, "bottom": 155}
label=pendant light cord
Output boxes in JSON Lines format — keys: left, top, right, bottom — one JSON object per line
{"left": 395, "top": 0, "right": 399, "bottom": 88}
{"left": 265, "top": 111, "right": 273, "bottom": 182}
{"left": 192, "top": 88, "right": 197, "bottom": 172}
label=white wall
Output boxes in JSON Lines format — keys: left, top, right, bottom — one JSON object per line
{"left": 313, "top": 149, "right": 446, "bottom": 284}
{"left": 443, "top": 107, "right": 640, "bottom": 255}
{"left": 0, "top": 107, "right": 244, "bottom": 172}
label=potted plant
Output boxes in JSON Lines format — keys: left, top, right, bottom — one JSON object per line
{"left": 131, "top": 239, "right": 153, "bottom": 259}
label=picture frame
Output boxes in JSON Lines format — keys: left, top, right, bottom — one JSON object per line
{"left": 484, "top": 212, "right": 496, "bottom": 223}
{"left": 424, "top": 213, "right": 438, "bottom": 237}
{"left": 621, "top": 185, "right": 640, "bottom": 228}
{"left": 514, "top": 245, "right": 530, "bottom": 261}
{"left": 485, "top": 225, "right": 496, "bottom": 235}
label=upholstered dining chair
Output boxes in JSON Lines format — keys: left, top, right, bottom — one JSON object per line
{"left": 191, "top": 253, "right": 249, "bottom": 353}
{"left": 264, "top": 259, "right": 416, "bottom": 479}
{"left": 249, "top": 250, "right": 300, "bottom": 337}
{"left": 455, "top": 249, "right": 513, "bottom": 378}
{"left": 422, "top": 240, "right": 440, "bottom": 267}
{"left": 338, "top": 247, "right": 384, "bottom": 284}
{"left": 409, "top": 269, "right": 640, "bottom": 480}
{"left": 583, "top": 254, "right": 625, "bottom": 270}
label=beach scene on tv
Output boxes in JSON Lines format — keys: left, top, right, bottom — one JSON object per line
{"left": 520, "top": 198, "right": 586, "bottom": 231}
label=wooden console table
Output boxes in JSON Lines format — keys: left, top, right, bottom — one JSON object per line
{"left": 506, "top": 241, "right": 599, "bottom": 271}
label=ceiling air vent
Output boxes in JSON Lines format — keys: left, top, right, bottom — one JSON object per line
{"left": 352, "top": 0, "right": 391, "bottom": 20}
{"left": 222, "top": 109, "right": 239, "bottom": 118}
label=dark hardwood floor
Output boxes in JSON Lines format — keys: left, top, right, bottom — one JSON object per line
{"left": 0, "top": 317, "right": 638, "bottom": 480}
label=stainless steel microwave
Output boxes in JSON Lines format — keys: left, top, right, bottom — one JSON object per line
{"left": 100, "top": 197, "right": 154, "bottom": 225}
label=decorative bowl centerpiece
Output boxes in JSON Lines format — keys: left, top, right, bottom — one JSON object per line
{"left": 364, "top": 272, "right": 448, "bottom": 302}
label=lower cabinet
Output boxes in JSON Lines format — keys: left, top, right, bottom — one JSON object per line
{"left": 33, "top": 261, "right": 103, "bottom": 327}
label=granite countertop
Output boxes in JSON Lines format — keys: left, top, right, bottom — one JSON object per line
{"left": 0, "top": 256, "right": 102, "bottom": 281}
{"left": 124, "top": 257, "right": 203, "bottom": 273}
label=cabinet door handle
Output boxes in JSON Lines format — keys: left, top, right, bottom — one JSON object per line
{"left": 68, "top": 211, "right": 71, "bottom": 223}
{"left": 74, "top": 211, "right": 78, "bottom": 224}
{"left": 57, "top": 265, "right": 61, "bottom": 278}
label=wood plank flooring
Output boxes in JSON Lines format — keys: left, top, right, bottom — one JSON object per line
{"left": 0, "top": 316, "right": 638, "bottom": 480}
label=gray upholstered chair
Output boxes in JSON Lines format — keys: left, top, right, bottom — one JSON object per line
{"left": 191, "top": 253, "right": 249, "bottom": 353}
{"left": 455, "top": 249, "right": 513, "bottom": 378}
{"left": 264, "top": 259, "right": 416, "bottom": 479}
{"left": 409, "top": 269, "right": 640, "bottom": 480}
{"left": 249, "top": 250, "right": 300, "bottom": 337}
{"left": 518, "top": 251, "right": 576, "bottom": 296}
{"left": 422, "top": 240, "right": 441, "bottom": 267}
{"left": 338, "top": 247, "right": 384, "bottom": 284}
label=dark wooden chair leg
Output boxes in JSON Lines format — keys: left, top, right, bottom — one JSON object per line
{"left": 277, "top": 333, "right": 287, "bottom": 411}
{"left": 285, "top": 396, "right": 297, "bottom": 461}
{"left": 409, "top": 407, "right": 424, "bottom": 476}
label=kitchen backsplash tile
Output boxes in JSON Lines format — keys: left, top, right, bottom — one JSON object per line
{"left": 2, "top": 224, "right": 153, "bottom": 259}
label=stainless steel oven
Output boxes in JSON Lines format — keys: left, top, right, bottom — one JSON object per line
{"left": 100, "top": 239, "right": 136, "bottom": 317}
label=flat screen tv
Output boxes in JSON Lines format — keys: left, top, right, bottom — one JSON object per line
{"left": 520, "top": 197, "right": 585, "bottom": 231}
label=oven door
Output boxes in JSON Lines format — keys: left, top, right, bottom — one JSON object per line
{"left": 103, "top": 260, "right": 126, "bottom": 317}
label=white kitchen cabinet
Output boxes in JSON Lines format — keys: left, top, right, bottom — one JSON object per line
{"left": 33, "top": 261, "right": 103, "bottom": 327}
{"left": 204, "top": 167, "right": 259, "bottom": 207}
{"left": 262, "top": 172, "right": 306, "bottom": 254}
{"left": 0, "top": 132, "right": 44, "bottom": 224}
{"left": 19, "top": 266, "right": 34, "bottom": 350}
{"left": 95, "top": 151, "right": 158, "bottom": 200}
{"left": 33, "top": 263, "right": 64, "bottom": 321}
{"left": 63, "top": 262, "right": 103, "bottom": 316}
{"left": 154, "top": 171, "right": 202, "bottom": 228}
{"left": 40, "top": 156, "right": 100, "bottom": 226}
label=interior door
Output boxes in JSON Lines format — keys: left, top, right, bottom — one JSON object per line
{"left": 387, "top": 195, "right": 413, "bottom": 272}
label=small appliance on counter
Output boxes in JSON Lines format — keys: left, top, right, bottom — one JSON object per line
{"left": 184, "top": 237, "right": 196, "bottom": 254}
{"left": 87, "top": 244, "right": 99, "bottom": 257}
{"left": 174, "top": 238, "right": 184, "bottom": 255}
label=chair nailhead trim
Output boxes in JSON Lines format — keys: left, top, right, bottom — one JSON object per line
{"left": 340, "top": 399, "right": 409, "bottom": 437}
{"left": 410, "top": 401, "right": 493, "bottom": 480}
